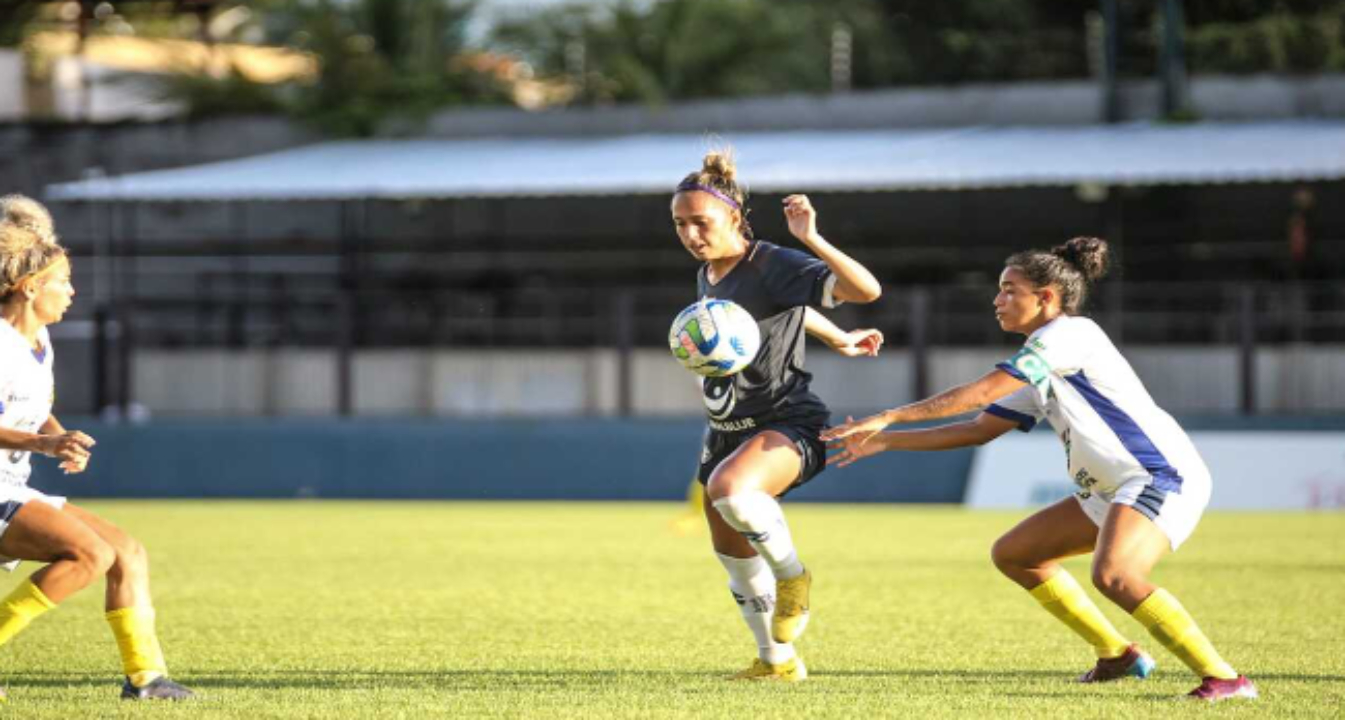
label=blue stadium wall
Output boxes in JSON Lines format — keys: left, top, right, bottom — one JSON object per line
{"left": 33, "top": 419, "right": 974, "bottom": 503}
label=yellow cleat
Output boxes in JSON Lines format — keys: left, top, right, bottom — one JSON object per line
{"left": 772, "top": 568, "right": 811, "bottom": 644}
{"left": 729, "top": 656, "right": 808, "bottom": 682}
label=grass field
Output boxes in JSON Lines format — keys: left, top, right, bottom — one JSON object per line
{"left": 2, "top": 501, "right": 1342, "bottom": 718}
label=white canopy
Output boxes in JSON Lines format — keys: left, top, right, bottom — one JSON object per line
{"left": 46, "top": 120, "right": 1345, "bottom": 202}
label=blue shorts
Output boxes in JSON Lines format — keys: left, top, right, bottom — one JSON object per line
{"left": 696, "top": 419, "right": 827, "bottom": 498}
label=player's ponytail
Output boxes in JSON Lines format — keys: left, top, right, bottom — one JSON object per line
{"left": 0, "top": 195, "right": 66, "bottom": 301}
{"left": 1006, "top": 236, "right": 1111, "bottom": 315}
{"left": 676, "top": 146, "right": 752, "bottom": 238}
{"left": 1052, "top": 236, "right": 1110, "bottom": 285}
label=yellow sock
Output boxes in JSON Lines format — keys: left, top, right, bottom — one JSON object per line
{"left": 1132, "top": 588, "right": 1237, "bottom": 680}
{"left": 106, "top": 606, "right": 167, "bottom": 688}
{"left": 1028, "top": 571, "right": 1130, "bottom": 659}
{"left": 687, "top": 479, "right": 705, "bottom": 515}
{"left": 0, "top": 579, "right": 57, "bottom": 647}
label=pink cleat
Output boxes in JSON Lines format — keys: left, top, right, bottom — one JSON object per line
{"left": 1188, "top": 675, "right": 1258, "bottom": 701}
{"left": 1079, "top": 643, "right": 1155, "bottom": 683}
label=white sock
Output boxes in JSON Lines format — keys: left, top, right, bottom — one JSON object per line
{"left": 713, "top": 492, "right": 805, "bottom": 580}
{"left": 716, "top": 553, "right": 795, "bottom": 664}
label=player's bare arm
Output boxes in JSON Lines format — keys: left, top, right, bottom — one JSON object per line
{"left": 828, "top": 413, "right": 1017, "bottom": 468}
{"left": 42, "top": 416, "right": 94, "bottom": 473}
{"left": 782, "top": 194, "right": 881, "bottom": 304}
{"left": 804, "top": 308, "right": 883, "bottom": 357}
{"left": 821, "top": 368, "right": 1026, "bottom": 442}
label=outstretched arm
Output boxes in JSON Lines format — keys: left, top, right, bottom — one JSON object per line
{"left": 783, "top": 195, "right": 882, "bottom": 304}
{"left": 828, "top": 412, "right": 1018, "bottom": 468}
{"left": 804, "top": 307, "right": 884, "bottom": 357}
{"left": 821, "top": 368, "right": 1026, "bottom": 443}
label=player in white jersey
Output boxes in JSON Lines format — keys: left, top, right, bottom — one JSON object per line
{"left": 824, "top": 237, "right": 1256, "bottom": 702}
{"left": 0, "top": 195, "right": 193, "bottom": 702}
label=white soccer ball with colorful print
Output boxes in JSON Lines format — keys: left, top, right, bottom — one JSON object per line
{"left": 668, "top": 298, "right": 761, "bottom": 377}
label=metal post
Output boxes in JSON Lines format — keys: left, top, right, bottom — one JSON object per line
{"left": 91, "top": 198, "right": 112, "bottom": 413}
{"left": 830, "top": 23, "right": 853, "bottom": 94}
{"left": 1159, "top": 0, "right": 1189, "bottom": 117}
{"left": 228, "top": 202, "right": 248, "bottom": 348}
{"left": 910, "top": 287, "right": 930, "bottom": 401}
{"left": 337, "top": 201, "right": 355, "bottom": 416}
{"left": 1101, "top": 0, "right": 1121, "bottom": 123}
{"left": 115, "top": 200, "right": 138, "bottom": 417}
{"left": 614, "top": 288, "right": 635, "bottom": 417}
{"left": 1238, "top": 285, "right": 1256, "bottom": 415}
{"left": 93, "top": 303, "right": 109, "bottom": 413}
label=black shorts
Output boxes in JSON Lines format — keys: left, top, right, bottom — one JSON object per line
{"left": 695, "top": 419, "right": 827, "bottom": 497}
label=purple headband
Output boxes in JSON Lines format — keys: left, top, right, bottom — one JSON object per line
{"left": 675, "top": 181, "right": 741, "bottom": 210}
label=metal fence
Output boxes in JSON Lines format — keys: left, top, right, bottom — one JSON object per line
{"left": 59, "top": 273, "right": 1345, "bottom": 417}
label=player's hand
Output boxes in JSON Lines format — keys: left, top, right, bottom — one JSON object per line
{"left": 820, "top": 410, "right": 890, "bottom": 443}
{"left": 782, "top": 194, "right": 819, "bottom": 243}
{"left": 826, "top": 417, "right": 885, "bottom": 467}
{"left": 60, "top": 455, "right": 89, "bottom": 475}
{"left": 34, "top": 430, "right": 95, "bottom": 464}
{"left": 829, "top": 328, "right": 884, "bottom": 357}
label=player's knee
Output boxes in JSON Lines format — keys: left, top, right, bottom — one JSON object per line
{"left": 110, "top": 535, "right": 149, "bottom": 577}
{"left": 72, "top": 538, "right": 117, "bottom": 577}
{"left": 705, "top": 471, "right": 747, "bottom": 501}
{"left": 1089, "top": 561, "right": 1132, "bottom": 599}
{"left": 989, "top": 536, "right": 1022, "bottom": 575}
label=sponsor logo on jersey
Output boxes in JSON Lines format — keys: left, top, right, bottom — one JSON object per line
{"left": 702, "top": 377, "right": 737, "bottom": 420}
{"left": 709, "top": 417, "right": 757, "bottom": 432}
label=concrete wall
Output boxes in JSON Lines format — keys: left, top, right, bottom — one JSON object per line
{"left": 31, "top": 418, "right": 973, "bottom": 503}
{"left": 106, "top": 346, "right": 1345, "bottom": 418}
{"left": 0, "top": 51, "right": 22, "bottom": 122}
{"left": 28, "top": 416, "right": 1343, "bottom": 503}
{"left": 426, "top": 75, "right": 1345, "bottom": 137}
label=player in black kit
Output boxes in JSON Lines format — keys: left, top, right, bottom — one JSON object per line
{"left": 673, "top": 149, "right": 883, "bottom": 681}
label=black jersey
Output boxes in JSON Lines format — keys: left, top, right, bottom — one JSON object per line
{"left": 695, "top": 240, "right": 834, "bottom": 432}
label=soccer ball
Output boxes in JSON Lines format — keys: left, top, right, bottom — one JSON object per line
{"left": 668, "top": 298, "right": 761, "bottom": 377}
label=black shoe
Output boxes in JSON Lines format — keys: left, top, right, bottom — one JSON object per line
{"left": 121, "top": 676, "right": 196, "bottom": 700}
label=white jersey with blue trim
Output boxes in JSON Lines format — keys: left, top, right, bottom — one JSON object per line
{"left": 985, "top": 315, "right": 1208, "bottom": 499}
{"left": 0, "top": 320, "right": 55, "bottom": 488}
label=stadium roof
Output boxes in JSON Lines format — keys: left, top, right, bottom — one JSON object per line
{"left": 46, "top": 120, "right": 1345, "bottom": 202}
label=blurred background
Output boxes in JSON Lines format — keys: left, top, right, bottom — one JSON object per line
{"left": 2, "top": 1, "right": 1342, "bottom": 505}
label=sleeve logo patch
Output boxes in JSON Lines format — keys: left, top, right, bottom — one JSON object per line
{"left": 1009, "top": 347, "right": 1052, "bottom": 388}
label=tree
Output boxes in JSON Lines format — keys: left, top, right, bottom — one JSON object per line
{"left": 263, "top": 0, "right": 509, "bottom": 135}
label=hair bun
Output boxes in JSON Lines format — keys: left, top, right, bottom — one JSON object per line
{"left": 1, "top": 195, "right": 55, "bottom": 238}
{"left": 701, "top": 150, "right": 737, "bottom": 183}
{"left": 1052, "top": 236, "right": 1110, "bottom": 284}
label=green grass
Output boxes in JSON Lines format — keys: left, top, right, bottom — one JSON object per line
{"left": 2, "top": 501, "right": 1342, "bottom": 718}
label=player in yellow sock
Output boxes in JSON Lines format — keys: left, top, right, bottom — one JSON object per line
{"left": 0, "top": 578, "right": 56, "bottom": 646}
{"left": 1028, "top": 570, "right": 1154, "bottom": 681}
{"left": 106, "top": 606, "right": 168, "bottom": 689}
{"left": 0, "top": 578, "right": 54, "bottom": 703}
{"left": 0, "top": 196, "right": 194, "bottom": 701}
{"left": 1132, "top": 588, "right": 1234, "bottom": 678}
{"left": 825, "top": 239, "right": 1256, "bottom": 700}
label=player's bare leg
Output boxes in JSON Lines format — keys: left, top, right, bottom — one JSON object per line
{"left": 991, "top": 498, "right": 1152, "bottom": 681}
{"left": 61, "top": 504, "right": 193, "bottom": 701}
{"left": 707, "top": 431, "right": 812, "bottom": 645}
{"left": 1098, "top": 504, "right": 1254, "bottom": 700}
